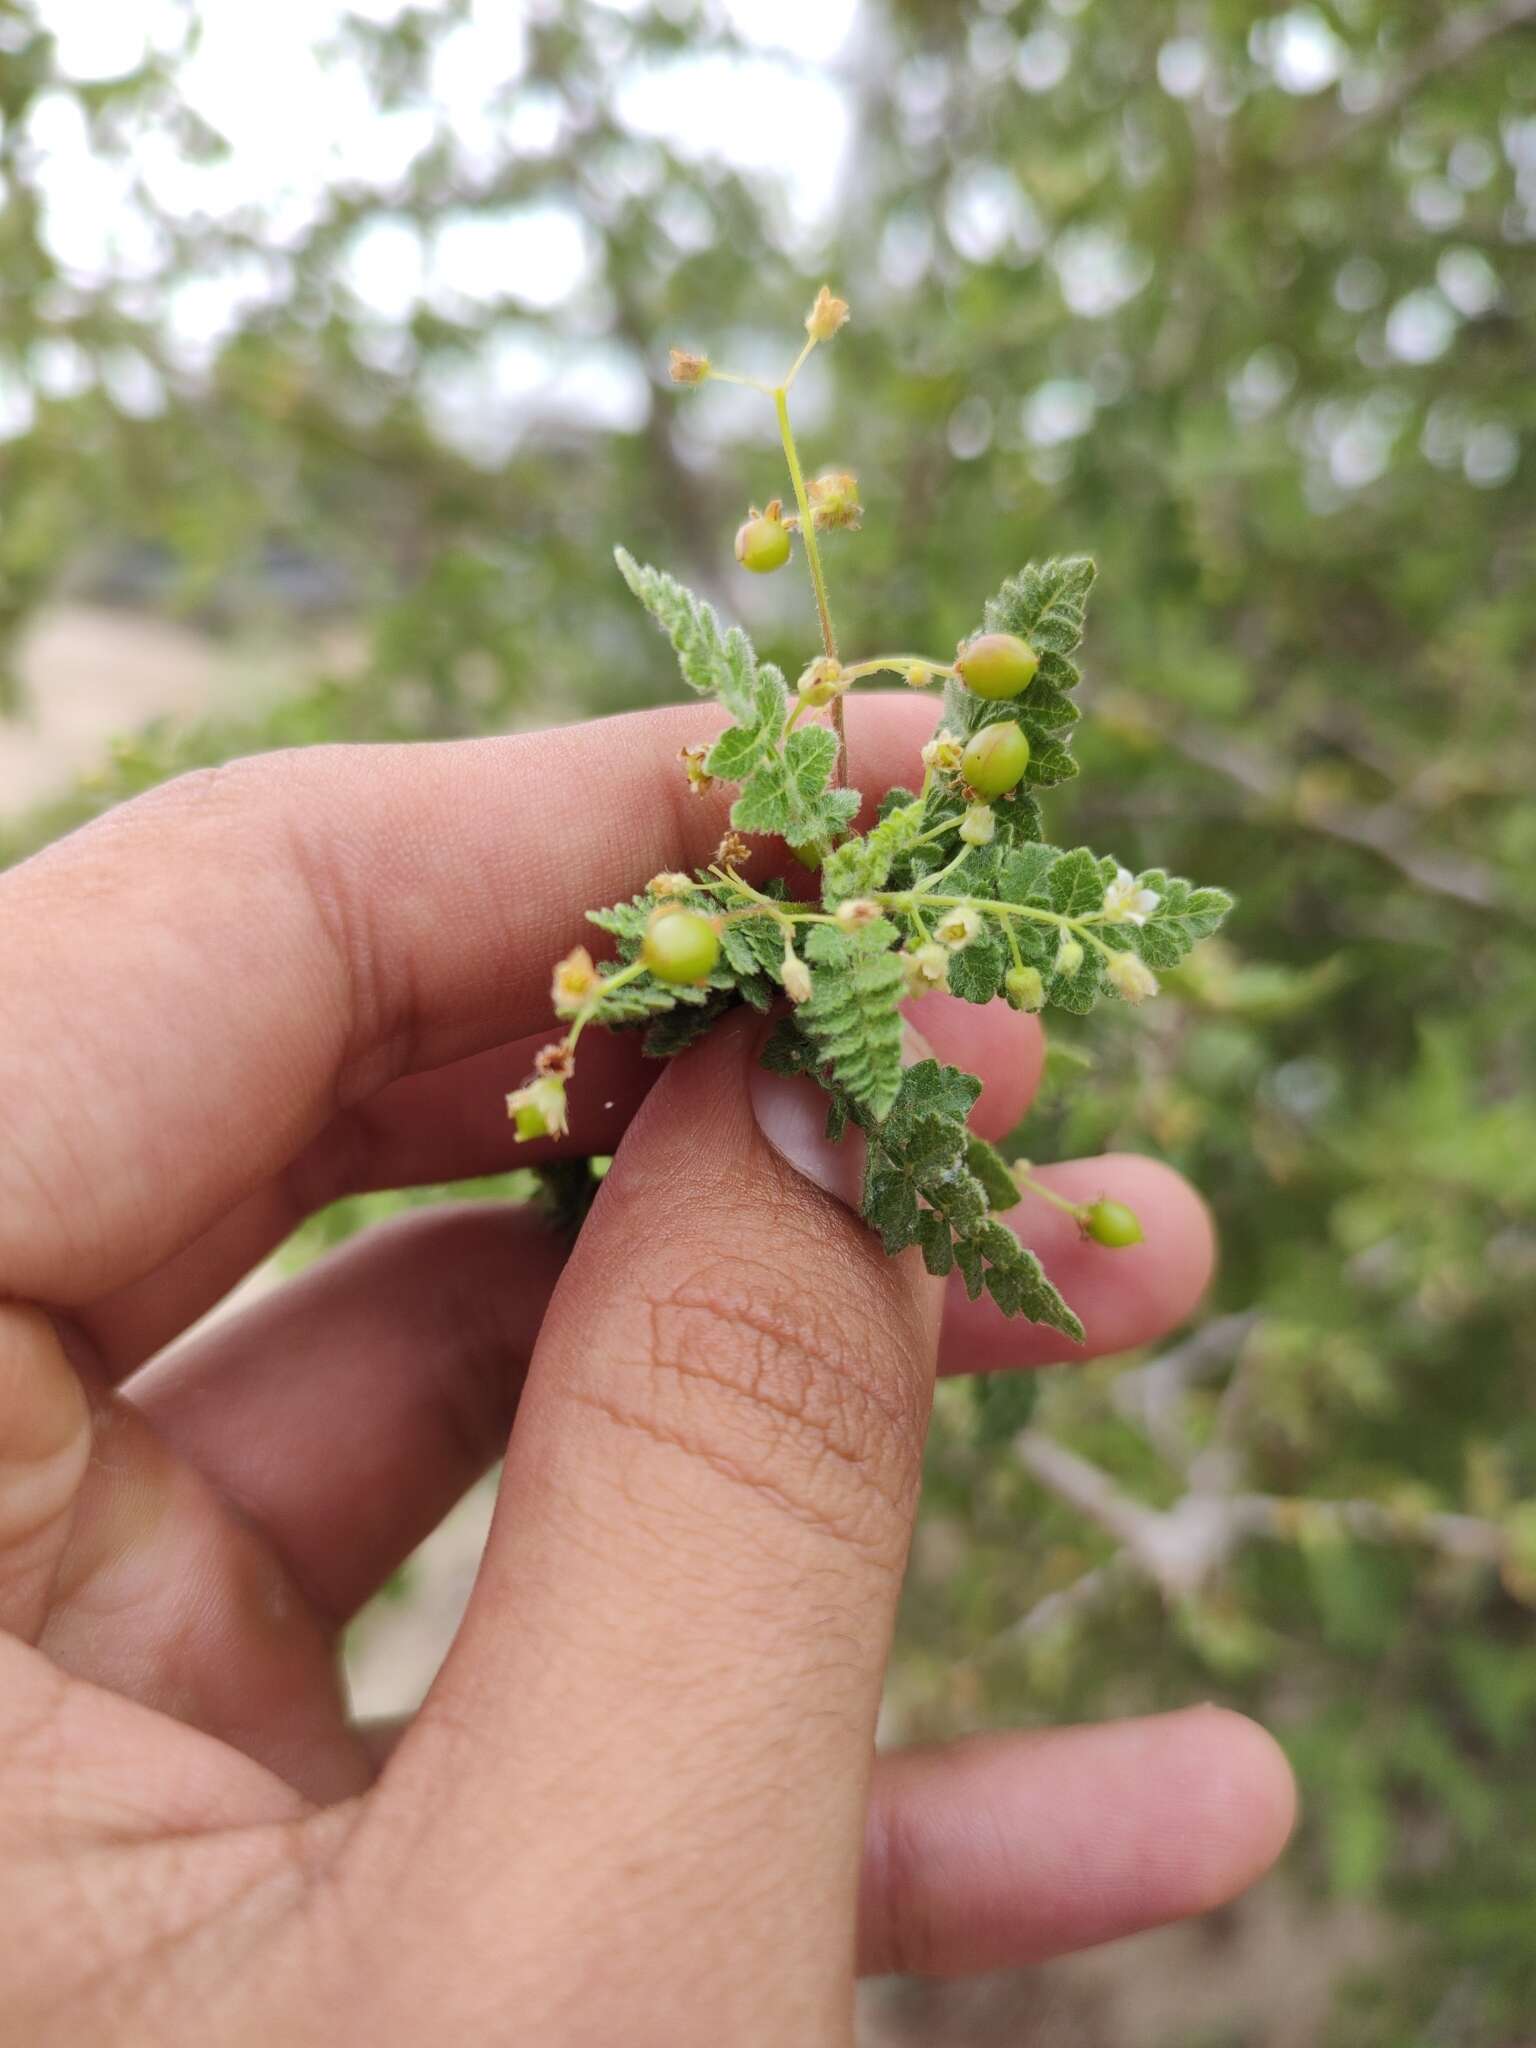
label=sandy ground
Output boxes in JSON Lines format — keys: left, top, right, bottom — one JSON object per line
{"left": 7, "top": 606, "right": 1398, "bottom": 2048}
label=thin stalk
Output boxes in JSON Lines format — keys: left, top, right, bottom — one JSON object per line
{"left": 568, "top": 956, "right": 646, "bottom": 1051}
{"left": 1013, "top": 1167, "right": 1088, "bottom": 1221}
{"left": 838, "top": 654, "right": 960, "bottom": 686}
{"left": 773, "top": 383, "right": 845, "bottom": 780}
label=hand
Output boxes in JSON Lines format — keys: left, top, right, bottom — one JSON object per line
{"left": 0, "top": 697, "right": 1293, "bottom": 2044}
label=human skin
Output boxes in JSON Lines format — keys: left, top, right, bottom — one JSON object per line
{"left": 0, "top": 694, "right": 1294, "bottom": 2045}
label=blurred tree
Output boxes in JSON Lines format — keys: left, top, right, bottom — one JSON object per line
{"left": 3, "top": 0, "right": 1536, "bottom": 2035}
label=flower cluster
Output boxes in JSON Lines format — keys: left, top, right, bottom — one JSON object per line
{"left": 506, "top": 289, "right": 1235, "bottom": 1330}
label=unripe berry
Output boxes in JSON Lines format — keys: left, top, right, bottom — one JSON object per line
{"left": 961, "top": 719, "right": 1031, "bottom": 797}
{"left": 956, "top": 632, "right": 1039, "bottom": 701}
{"left": 506, "top": 1073, "right": 569, "bottom": 1142}
{"left": 643, "top": 908, "right": 721, "bottom": 984}
{"left": 1004, "top": 965, "right": 1045, "bottom": 1012}
{"left": 1083, "top": 1198, "right": 1144, "bottom": 1249}
{"left": 735, "top": 509, "right": 792, "bottom": 574}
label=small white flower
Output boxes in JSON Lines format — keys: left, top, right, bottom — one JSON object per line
{"left": 935, "top": 905, "right": 983, "bottom": 950}
{"left": 1106, "top": 950, "right": 1159, "bottom": 1004}
{"left": 901, "top": 942, "right": 950, "bottom": 994}
{"left": 1102, "top": 865, "right": 1161, "bottom": 927}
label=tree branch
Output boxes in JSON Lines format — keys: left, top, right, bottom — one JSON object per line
{"left": 1297, "top": 0, "right": 1536, "bottom": 165}
{"left": 1167, "top": 721, "right": 1513, "bottom": 915}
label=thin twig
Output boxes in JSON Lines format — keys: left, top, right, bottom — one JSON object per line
{"left": 1167, "top": 721, "right": 1511, "bottom": 914}
{"left": 1110, "top": 1313, "right": 1260, "bottom": 1471}
{"left": 1296, "top": 0, "right": 1536, "bottom": 165}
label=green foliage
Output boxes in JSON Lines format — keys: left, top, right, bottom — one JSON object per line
{"left": 943, "top": 556, "right": 1096, "bottom": 793}
{"left": 796, "top": 919, "right": 907, "bottom": 1119}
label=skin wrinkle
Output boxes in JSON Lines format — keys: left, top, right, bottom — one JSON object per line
{"left": 577, "top": 1248, "right": 930, "bottom": 1558}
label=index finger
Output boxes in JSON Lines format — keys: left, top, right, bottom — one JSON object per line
{"left": 0, "top": 696, "right": 941, "bottom": 1305}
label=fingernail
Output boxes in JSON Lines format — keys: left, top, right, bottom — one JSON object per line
{"left": 748, "top": 1020, "right": 933, "bottom": 1210}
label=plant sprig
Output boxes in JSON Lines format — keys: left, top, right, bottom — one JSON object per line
{"left": 507, "top": 289, "right": 1235, "bottom": 1331}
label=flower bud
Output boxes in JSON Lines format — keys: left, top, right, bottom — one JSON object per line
{"left": 834, "top": 897, "right": 881, "bottom": 930}
{"left": 805, "top": 285, "right": 850, "bottom": 341}
{"left": 905, "top": 663, "right": 932, "bottom": 690}
{"left": 1004, "top": 965, "right": 1045, "bottom": 1013}
{"left": 668, "top": 348, "right": 710, "bottom": 384}
{"left": 808, "top": 469, "right": 862, "bottom": 532}
{"left": 781, "top": 941, "right": 813, "bottom": 1004}
{"left": 958, "top": 804, "right": 995, "bottom": 846}
{"left": 679, "top": 743, "right": 714, "bottom": 795}
{"left": 1054, "top": 937, "right": 1085, "bottom": 978}
{"left": 1106, "top": 949, "right": 1159, "bottom": 1004}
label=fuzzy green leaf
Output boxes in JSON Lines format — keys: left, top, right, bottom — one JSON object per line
{"left": 615, "top": 548, "right": 762, "bottom": 722}
{"left": 976, "top": 1221, "right": 1082, "bottom": 1338}
{"left": 945, "top": 930, "right": 1008, "bottom": 1005}
{"left": 822, "top": 794, "right": 924, "bottom": 901}
{"left": 798, "top": 922, "right": 907, "bottom": 1119}
{"left": 943, "top": 557, "right": 1097, "bottom": 790}
{"left": 731, "top": 722, "right": 857, "bottom": 841}
{"left": 966, "top": 1135, "right": 1023, "bottom": 1211}
{"left": 1048, "top": 848, "right": 1114, "bottom": 920}
{"left": 1126, "top": 876, "right": 1236, "bottom": 969}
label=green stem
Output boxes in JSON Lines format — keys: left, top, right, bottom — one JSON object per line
{"left": 838, "top": 654, "right": 959, "bottom": 686}
{"left": 1013, "top": 1167, "right": 1086, "bottom": 1219}
{"left": 876, "top": 889, "right": 1118, "bottom": 959}
{"left": 773, "top": 382, "right": 844, "bottom": 779}
{"left": 569, "top": 956, "right": 647, "bottom": 1051}
{"left": 711, "top": 868, "right": 837, "bottom": 925}
{"left": 910, "top": 846, "right": 973, "bottom": 897}
{"left": 781, "top": 335, "right": 817, "bottom": 389}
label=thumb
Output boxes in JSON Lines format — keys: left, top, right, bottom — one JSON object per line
{"left": 373, "top": 1008, "right": 941, "bottom": 2044}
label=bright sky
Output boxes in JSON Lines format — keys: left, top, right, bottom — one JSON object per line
{"left": 13, "top": 1, "right": 1519, "bottom": 489}
{"left": 21, "top": 0, "right": 862, "bottom": 455}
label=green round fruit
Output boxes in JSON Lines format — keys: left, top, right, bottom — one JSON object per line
{"left": 734, "top": 513, "right": 791, "bottom": 574}
{"left": 956, "top": 631, "right": 1039, "bottom": 700}
{"left": 961, "top": 719, "right": 1032, "bottom": 797}
{"left": 642, "top": 909, "right": 721, "bottom": 984}
{"left": 1083, "top": 1198, "right": 1144, "bottom": 1249}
